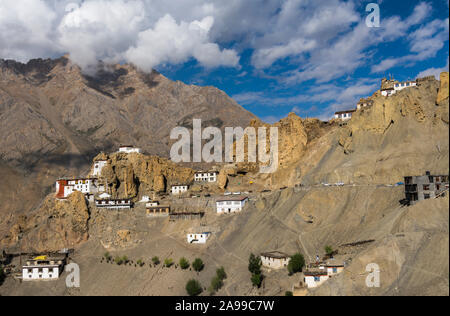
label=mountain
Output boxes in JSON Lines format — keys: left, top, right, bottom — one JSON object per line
{"left": 0, "top": 72, "right": 447, "bottom": 296}
{"left": 0, "top": 56, "right": 255, "bottom": 237}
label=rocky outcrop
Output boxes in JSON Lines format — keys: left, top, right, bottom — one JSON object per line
{"left": 98, "top": 152, "right": 194, "bottom": 198}
{"left": 436, "top": 72, "right": 449, "bottom": 105}
{"left": 1, "top": 191, "right": 90, "bottom": 253}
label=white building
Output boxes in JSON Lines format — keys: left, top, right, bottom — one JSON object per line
{"left": 394, "top": 80, "right": 417, "bottom": 92}
{"left": 55, "top": 178, "right": 98, "bottom": 199}
{"left": 118, "top": 145, "right": 142, "bottom": 154}
{"left": 261, "top": 251, "right": 291, "bottom": 270}
{"left": 92, "top": 160, "right": 108, "bottom": 177}
{"left": 334, "top": 110, "right": 356, "bottom": 121}
{"left": 22, "top": 256, "right": 65, "bottom": 281}
{"left": 304, "top": 271, "right": 329, "bottom": 288}
{"left": 322, "top": 261, "right": 345, "bottom": 276}
{"left": 171, "top": 185, "right": 189, "bottom": 195}
{"left": 194, "top": 171, "right": 218, "bottom": 183}
{"left": 99, "top": 192, "right": 112, "bottom": 200}
{"left": 187, "top": 232, "right": 211, "bottom": 244}
{"left": 95, "top": 199, "right": 133, "bottom": 209}
{"left": 216, "top": 196, "right": 249, "bottom": 214}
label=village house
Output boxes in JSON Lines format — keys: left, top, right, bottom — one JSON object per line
{"left": 194, "top": 171, "right": 219, "bottom": 183}
{"left": 187, "top": 232, "right": 211, "bottom": 244}
{"left": 322, "top": 260, "right": 345, "bottom": 276}
{"left": 95, "top": 198, "right": 133, "bottom": 209}
{"left": 304, "top": 270, "right": 329, "bottom": 288}
{"left": 334, "top": 110, "right": 356, "bottom": 121}
{"left": 146, "top": 201, "right": 159, "bottom": 207}
{"left": 216, "top": 196, "right": 249, "bottom": 214}
{"left": 171, "top": 185, "right": 189, "bottom": 195}
{"left": 261, "top": 251, "right": 291, "bottom": 270}
{"left": 380, "top": 77, "right": 417, "bottom": 97}
{"left": 404, "top": 171, "right": 449, "bottom": 205}
{"left": 22, "top": 255, "right": 66, "bottom": 281}
{"left": 92, "top": 160, "right": 108, "bottom": 177}
{"left": 118, "top": 145, "right": 142, "bottom": 154}
{"left": 357, "top": 98, "right": 374, "bottom": 110}
{"left": 146, "top": 205, "right": 170, "bottom": 217}
{"left": 55, "top": 178, "right": 98, "bottom": 199}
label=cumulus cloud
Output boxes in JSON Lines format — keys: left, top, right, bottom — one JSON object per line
{"left": 125, "top": 15, "right": 239, "bottom": 72}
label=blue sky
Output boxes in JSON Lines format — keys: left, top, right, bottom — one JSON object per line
{"left": 1, "top": 0, "right": 449, "bottom": 122}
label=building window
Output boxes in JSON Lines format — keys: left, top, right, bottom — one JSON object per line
{"left": 314, "top": 276, "right": 320, "bottom": 282}
{"left": 423, "top": 185, "right": 430, "bottom": 191}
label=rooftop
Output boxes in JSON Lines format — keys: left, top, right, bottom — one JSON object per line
{"left": 335, "top": 109, "right": 356, "bottom": 115}
{"left": 216, "top": 196, "right": 249, "bottom": 202}
{"left": 261, "top": 251, "right": 290, "bottom": 259}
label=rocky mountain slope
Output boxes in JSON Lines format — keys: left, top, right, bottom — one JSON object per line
{"left": 0, "top": 71, "right": 448, "bottom": 296}
{"left": 0, "top": 56, "right": 255, "bottom": 240}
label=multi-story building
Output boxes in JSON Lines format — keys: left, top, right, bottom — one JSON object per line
{"left": 22, "top": 255, "right": 66, "bottom": 281}
{"left": 260, "top": 251, "right": 291, "bottom": 270}
{"left": 334, "top": 110, "right": 356, "bottom": 121}
{"left": 404, "top": 172, "right": 449, "bottom": 205}
{"left": 216, "top": 196, "right": 249, "bottom": 214}
{"left": 194, "top": 171, "right": 219, "bottom": 183}
{"left": 171, "top": 185, "right": 189, "bottom": 195}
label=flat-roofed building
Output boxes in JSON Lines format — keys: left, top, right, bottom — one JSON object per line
{"left": 404, "top": 171, "right": 449, "bottom": 205}
{"left": 146, "top": 205, "right": 170, "bottom": 217}
{"left": 216, "top": 196, "right": 249, "bottom": 214}
{"left": 187, "top": 232, "right": 211, "bottom": 244}
{"left": 194, "top": 171, "right": 219, "bottom": 183}
{"left": 95, "top": 198, "right": 133, "bottom": 209}
{"left": 261, "top": 251, "right": 291, "bottom": 270}
{"left": 22, "top": 255, "right": 66, "bottom": 281}
{"left": 304, "top": 270, "right": 329, "bottom": 288}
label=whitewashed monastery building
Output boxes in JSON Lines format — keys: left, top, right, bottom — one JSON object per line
{"left": 216, "top": 196, "right": 249, "bottom": 214}
{"left": 95, "top": 198, "right": 133, "bottom": 210}
{"left": 334, "top": 110, "right": 356, "bottom": 121}
{"left": 171, "top": 185, "right": 189, "bottom": 195}
{"left": 118, "top": 145, "right": 142, "bottom": 154}
{"left": 194, "top": 171, "right": 219, "bottom": 183}
{"left": 22, "top": 255, "right": 66, "bottom": 281}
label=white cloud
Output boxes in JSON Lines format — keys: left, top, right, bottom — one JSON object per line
{"left": 125, "top": 15, "right": 239, "bottom": 72}
{"left": 416, "top": 59, "right": 450, "bottom": 79}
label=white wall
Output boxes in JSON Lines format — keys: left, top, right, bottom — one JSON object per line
{"left": 171, "top": 186, "right": 189, "bottom": 195}
{"left": 92, "top": 160, "right": 107, "bottom": 177}
{"left": 119, "top": 147, "right": 141, "bottom": 154}
{"left": 187, "top": 233, "right": 211, "bottom": 244}
{"left": 261, "top": 256, "right": 290, "bottom": 269}
{"left": 22, "top": 266, "right": 61, "bottom": 281}
{"left": 304, "top": 275, "right": 329, "bottom": 288}
{"left": 216, "top": 199, "right": 248, "bottom": 214}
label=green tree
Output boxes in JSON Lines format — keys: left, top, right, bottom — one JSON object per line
{"left": 248, "top": 253, "right": 262, "bottom": 275}
{"left": 216, "top": 267, "right": 227, "bottom": 281}
{"left": 251, "top": 273, "right": 263, "bottom": 288}
{"left": 152, "top": 256, "right": 160, "bottom": 265}
{"left": 325, "top": 246, "right": 334, "bottom": 257}
{"left": 164, "top": 258, "right": 174, "bottom": 268}
{"left": 192, "top": 258, "right": 204, "bottom": 272}
{"left": 137, "top": 259, "right": 144, "bottom": 267}
{"left": 288, "top": 253, "right": 305, "bottom": 275}
{"left": 210, "top": 275, "right": 224, "bottom": 293}
{"left": 122, "top": 256, "right": 129, "bottom": 264}
{"left": 179, "top": 257, "right": 190, "bottom": 270}
{"left": 186, "top": 279, "right": 203, "bottom": 296}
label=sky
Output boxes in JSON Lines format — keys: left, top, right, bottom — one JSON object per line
{"left": 0, "top": 0, "right": 448, "bottom": 122}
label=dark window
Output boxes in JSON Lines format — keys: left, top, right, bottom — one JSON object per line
{"left": 429, "top": 176, "right": 434, "bottom": 183}
{"left": 437, "top": 184, "right": 440, "bottom": 191}
{"left": 423, "top": 185, "right": 430, "bottom": 191}
{"left": 424, "top": 194, "right": 430, "bottom": 200}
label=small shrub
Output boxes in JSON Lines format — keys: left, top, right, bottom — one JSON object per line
{"left": 137, "top": 259, "right": 144, "bottom": 267}
{"left": 152, "top": 256, "right": 160, "bottom": 265}
{"left": 285, "top": 291, "right": 293, "bottom": 296}
{"left": 122, "top": 256, "right": 129, "bottom": 265}
{"left": 104, "top": 252, "right": 112, "bottom": 261}
{"left": 325, "top": 246, "right": 334, "bottom": 257}
{"left": 114, "top": 256, "right": 123, "bottom": 265}
{"left": 164, "top": 258, "right": 174, "bottom": 268}
{"left": 179, "top": 257, "right": 190, "bottom": 270}
{"left": 186, "top": 279, "right": 203, "bottom": 296}
{"left": 192, "top": 258, "right": 204, "bottom": 272}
